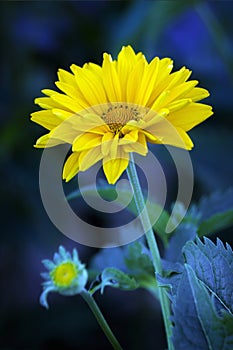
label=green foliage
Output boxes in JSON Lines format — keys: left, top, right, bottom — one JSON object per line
{"left": 172, "top": 264, "right": 233, "bottom": 350}
{"left": 125, "top": 242, "right": 153, "bottom": 275}
{"left": 124, "top": 242, "right": 156, "bottom": 289}
{"left": 174, "top": 188, "right": 233, "bottom": 237}
{"left": 196, "top": 188, "right": 233, "bottom": 237}
{"left": 98, "top": 267, "right": 139, "bottom": 294}
{"left": 184, "top": 238, "right": 233, "bottom": 313}
{"left": 67, "top": 182, "right": 171, "bottom": 245}
{"left": 68, "top": 185, "right": 233, "bottom": 250}
{"left": 68, "top": 181, "right": 233, "bottom": 349}
{"left": 70, "top": 183, "right": 233, "bottom": 348}
{"left": 90, "top": 241, "right": 156, "bottom": 294}
{"left": 160, "top": 237, "right": 233, "bottom": 350}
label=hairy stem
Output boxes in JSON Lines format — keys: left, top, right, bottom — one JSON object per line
{"left": 126, "top": 153, "right": 174, "bottom": 350}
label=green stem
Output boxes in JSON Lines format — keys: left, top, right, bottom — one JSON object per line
{"left": 81, "top": 290, "right": 123, "bottom": 350}
{"left": 126, "top": 153, "right": 174, "bottom": 350}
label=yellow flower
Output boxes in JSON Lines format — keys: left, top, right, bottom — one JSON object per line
{"left": 31, "top": 45, "right": 213, "bottom": 184}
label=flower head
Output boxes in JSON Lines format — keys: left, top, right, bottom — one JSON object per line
{"left": 31, "top": 45, "right": 213, "bottom": 184}
{"left": 40, "top": 246, "right": 88, "bottom": 308}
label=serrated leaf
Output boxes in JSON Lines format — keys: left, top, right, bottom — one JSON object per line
{"left": 159, "top": 237, "right": 233, "bottom": 348}
{"left": 67, "top": 182, "right": 171, "bottom": 245}
{"left": 125, "top": 242, "right": 156, "bottom": 289}
{"left": 183, "top": 237, "right": 233, "bottom": 313}
{"left": 125, "top": 242, "right": 154, "bottom": 275}
{"left": 99, "top": 267, "right": 139, "bottom": 293}
{"left": 172, "top": 264, "right": 233, "bottom": 350}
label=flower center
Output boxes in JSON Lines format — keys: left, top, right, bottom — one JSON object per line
{"left": 102, "top": 104, "right": 141, "bottom": 135}
{"left": 51, "top": 262, "right": 78, "bottom": 287}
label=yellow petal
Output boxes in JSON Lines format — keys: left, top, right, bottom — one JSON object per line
{"left": 63, "top": 152, "right": 80, "bottom": 182}
{"left": 31, "top": 110, "right": 65, "bottom": 130}
{"left": 141, "top": 130, "right": 159, "bottom": 143}
{"left": 34, "top": 96, "right": 61, "bottom": 110}
{"left": 127, "top": 58, "right": 146, "bottom": 103}
{"left": 150, "top": 90, "right": 170, "bottom": 111}
{"left": 119, "top": 129, "right": 139, "bottom": 145}
{"left": 70, "top": 63, "right": 82, "bottom": 75}
{"left": 73, "top": 66, "right": 107, "bottom": 106}
{"left": 101, "top": 132, "right": 114, "bottom": 156}
{"left": 123, "top": 132, "right": 148, "bottom": 156}
{"left": 102, "top": 53, "right": 122, "bottom": 101}
{"left": 167, "top": 98, "right": 192, "bottom": 113}
{"left": 82, "top": 62, "right": 102, "bottom": 76}
{"left": 57, "top": 68, "right": 77, "bottom": 86}
{"left": 34, "top": 132, "right": 65, "bottom": 148}
{"left": 145, "top": 117, "right": 194, "bottom": 149}
{"left": 55, "top": 81, "right": 82, "bottom": 101}
{"left": 137, "top": 132, "right": 148, "bottom": 153}
{"left": 167, "top": 103, "right": 213, "bottom": 131}
{"left": 110, "top": 134, "right": 119, "bottom": 159}
{"left": 150, "top": 67, "right": 191, "bottom": 107}
{"left": 79, "top": 146, "right": 103, "bottom": 172}
{"left": 70, "top": 113, "right": 109, "bottom": 134}
{"left": 175, "top": 128, "right": 194, "bottom": 150}
{"left": 51, "top": 94, "right": 84, "bottom": 113}
{"left": 103, "top": 148, "right": 129, "bottom": 184}
{"left": 52, "top": 108, "right": 73, "bottom": 120}
{"left": 41, "top": 89, "right": 58, "bottom": 97}
{"left": 166, "top": 67, "right": 192, "bottom": 90}
{"left": 183, "top": 87, "right": 210, "bottom": 102}
{"left": 163, "top": 80, "right": 198, "bottom": 104}
{"left": 72, "top": 133, "right": 103, "bottom": 152}
{"left": 116, "top": 46, "right": 144, "bottom": 100}
{"left": 147, "top": 58, "right": 173, "bottom": 105}
{"left": 136, "top": 56, "right": 160, "bottom": 106}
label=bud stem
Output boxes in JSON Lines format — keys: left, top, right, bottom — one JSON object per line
{"left": 81, "top": 290, "right": 123, "bottom": 350}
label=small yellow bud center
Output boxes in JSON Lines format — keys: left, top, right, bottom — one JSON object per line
{"left": 51, "top": 262, "right": 77, "bottom": 287}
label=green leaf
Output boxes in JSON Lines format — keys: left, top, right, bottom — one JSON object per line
{"left": 172, "top": 264, "right": 233, "bottom": 350}
{"left": 125, "top": 242, "right": 156, "bottom": 289}
{"left": 67, "top": 182, "right": 171, "bottom": 245}
{"left": 184, "top": 237, "right": 233, "bottom": 313}
{"left": 191, "top": 188, "right": 233, "bottom": 237}
{"left": 160, "top": 237, "right": 233, "bottom": 349}
{"left": 198, "top": 210, "right": 233, "bottom": 237}
{"left": 90, "top": 241, "right": 156, "bottom": 292}
{"left": 197, "top": 188, "right": 233, "bottom": 222}
{"left": 98, "top": 267, "right": 139, "bottom": 294}
{"left": 125, "top": 242, "right": 153, "bottom": 274}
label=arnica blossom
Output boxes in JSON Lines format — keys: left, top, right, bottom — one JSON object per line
{"left": 31, "top": 45, "right": 213, "bottom": 184}
{"left": 40, "top": 246, "right": 88, "bottom": 308}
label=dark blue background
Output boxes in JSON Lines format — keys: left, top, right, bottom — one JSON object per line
{"left": 1, "top": 1, "right": 233, "bottom": 349}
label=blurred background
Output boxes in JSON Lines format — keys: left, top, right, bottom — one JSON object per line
{"left": 1, "top": 1, "right": 233, "bottom": 349}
